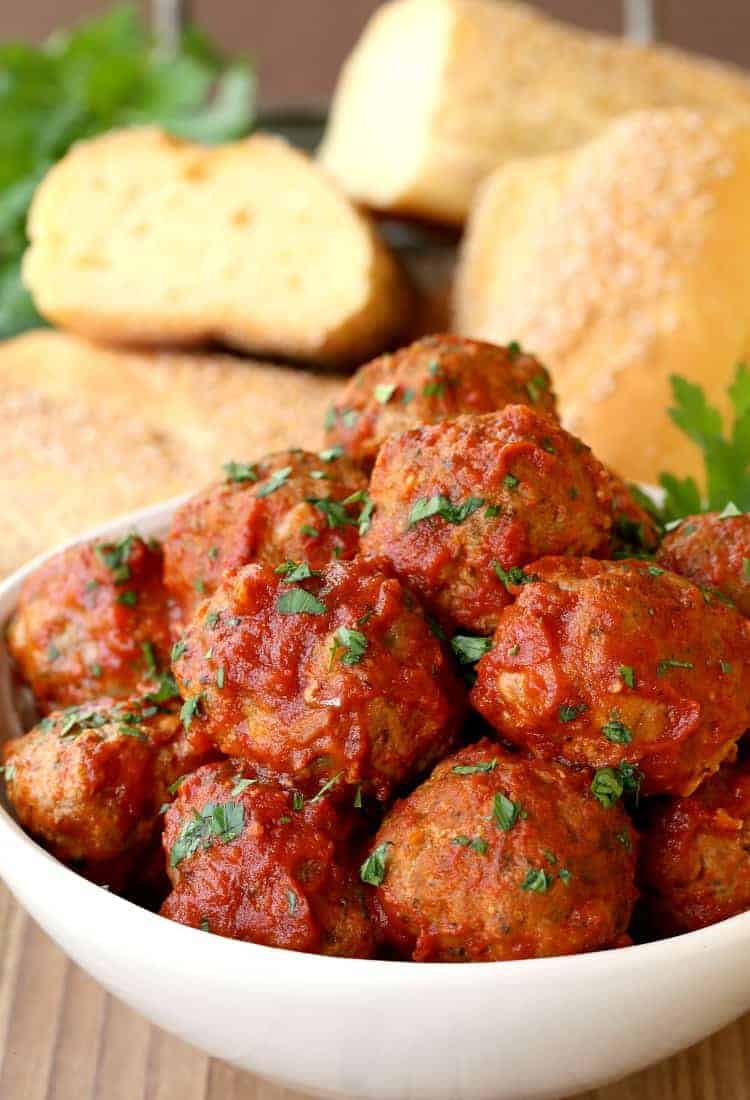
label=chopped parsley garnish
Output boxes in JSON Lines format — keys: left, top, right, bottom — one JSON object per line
{"left": 292, "top": 790, "right": 305, "bottom": 811}
{"left": 521, "top": 868, "right": 550, "bottom": 893}
{"left": 450, "top": 634, "right": 493, "bottom": 664}
{"left": 223, "top": 460, "right": 258, "bottom": 483}
{"left": 170, "top": 800, "right": 245, "bottom": 867}
{"left": 353, "top": 785, "right": 363, "bottom": 809}
{"left": 117, "top": 589, "right": 138, "bottom": 607}
{"left": 171, "top": 640, "right": 187, "bottom": 662}
{"left": 503, "top": 474, "right": 520, "bottom": 490}
{"left": 145, "top": 671, "right": 179, "bottom": 705}
{"left": 277, "top": 587, "right": 327, "bottom": 615}
{"left": 618, "top": 665, "right": 635, "bottom": 688}
{"left": 360, "top": 842, "right": 392, "bottom": 886}
{"left": 1, "top": 762, "right": 16, "bottom": 783}
{"left": 230, "top": 776, "right": 257, "bottom": 797}
{"left": 559, "top": 703, "right": 587, "bottom": 723}
{"left": 408, "top": 494, "right": 484, "bottom": 528}
{"left": 616, "top": 829, "right": 632, "bottom": 851}
{"left": 558, "top": 868, "right": 571, "bottom": 884}
{"left": 180, "top": 695, "right": 204, "bottom": 731}
{"left": 47, "top": 643, "right": 60, "bottom": 662}
{"left": 493, "top": 562, "right": 539, "bottom": 591}
{"left": 85, "top": 579, "right": 100, "bottom": 592}
{"left": 453, "top": 836, "right": 488, "bottom": 854}
{"left": 141, "top": 640, "right": 157, "bottom": 677}
{"left": 401, "top": 387, "right": 415, "bottom": 405}
{"left": 507, "top": 341, "right": 522, "bottom": 360}
{"left": 256, "top": 465, "right": 293, "bottom": 498}
{"left": 493, "top": 792, "right": 523, "bottom": 832}
{"left": 310, "top": 772, "right": 343, "bottom": 803}
{"left": 95, "top": 534, "right": 135, "bottom": 584}
{"left": 485, "top": 504, "right": 502, "bottom": 518}
{"left": 647, "top": 565, "right": 665, "bottom": 576}
{"left": 168, "top": 775, "right": 189, "bottom": 795}
{"left": 332, "top": 626, "right": 368, "bottom": 666}
{"left": 374, "top": 382, "right": 396, "bottom": 405}
{"left": 509, "top": 643, "right": 520, "bottom": 657}
{"left": 216, "top": 666, "right": 225, "bottom": 689}
{"left": 452, "top": 759, "right": 497, "bottom": 776}
{"left": 274, "top": 560, "right": 320, "bottom": 583}
{"left": 319, "top": 445, "right": 344, "bottom": 462}
{"left": 200, "top": 919, "right": 211, "bottom": 933}
{"left": 601, "top": 717, "right": 633, "bottom": 744}
{"left": 657, "top": 658, "right": 694, "bottom": 675}
{"left": 306, "top": 496, "right": 356, "bottom": 530}
{"left": 286, "top": 890, "right": 298, "bottom": 915}
{"left": 194, "top": 577, "right": 206, "bottom": 594}
{"left": 300, "top": 524, "right": 319, "bottom": 538}
{"left": 57, "top": 705, "right": 110, "bottom": 739}
{"left": 721, "top": 660, "right": 733, "bottom": 674}
{"left": 345, "top": 490, "right": 375, "bottom": 535}
{"left": 325, "top": 406, "right": 358, "bottom": 431}
{"left": 719, "top": 501, "right": 743, "bottom": 518}
{"left": 591, "top": 762, "right": 643, "bottom": 808}
{"left": 208, "top": 546, "right": 219, "bottom": 560}
{"left": 525, "top": 374, "right": 548, "bottom": 404}
{"left": 90, "top": 663, "right": 102, "bottom": 678}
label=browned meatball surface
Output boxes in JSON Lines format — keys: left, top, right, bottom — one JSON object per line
{"left": 362, "top": 407, "right": 615, "bottom": 634}
{"left": 472, "top": 557, "right": 750, "bottom": 797}
{"left": 364, "top": 740, "right": 637, "bottom": 962}
{"left": 6, "top": 534, "right": 172, "bottom": 712}
{"left": 161, "top": 760, "right": 374, "bottom": 957}
{"left": 164, "top": 449, "right": 369, "bottom": 627}
{"left": 640, "top": 756, "right": 750, "bottom": 936}
{"left": 323, "top": 335, "right": 558, "bottom": 469}
{"left": 172, "top": 558, "right": 466, "bottom": 801}
{"left": 657, "top": 512, "right": 750, "bottom": 616}
{"left": 3, "top": 692, "right": 212, "bottom": 881}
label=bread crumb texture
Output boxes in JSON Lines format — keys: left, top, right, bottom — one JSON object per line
{"left": 320, "top": 0, "right": 750, "bottom": 224}
{"left": 455, "top": 109, "right": 750, "bottom": 485}
{"left": 0, "top": 331, "right": 343, "bottom": 575}
{"left": 23, "top": 128, "right": 410, "bottom": 366}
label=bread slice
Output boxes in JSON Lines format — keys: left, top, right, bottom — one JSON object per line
{"left": 22, "top": 128, "right": 410, "bottom": 367}
{"left": 455, "top": 109, "right": 750, "bottom": 486}
{"left": 319, "top": 0, "right": 750, "bottom": 225}
{"left": 0, "top": 330, "right": 343, "bottom": 575}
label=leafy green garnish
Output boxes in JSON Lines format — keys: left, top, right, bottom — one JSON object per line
{"left": 223, "top": 460, "right": 257, "bottom": 483}
{"left": 559, "top": 703, "right": 587, "bottom": 723}
{"left": 601, "top": 717, "right": 633, "bottom": 744}
{"left": 452, "top": 759, "right": 497, "bottom": 776}
{"left": 493, "top": 792, "right": 523, "bottom": 832}
{"left": 256, "top": 465, "right": 293, "bottom": 498}
{"left": 618, "top": 665, "right": 635, "bottom": 688}
{"left": 450, "top": 634, "right": 493, "bottom": 665}
{"left": 492, "top": 562, "right": 539, "bottom": 591}
{"left": 360, "top": 842, "right": 392, "bottom": 886}
{"left": 277, "top": 587, "right": 327, "bottom": 615}
{"left": 0, "top": 5, "right": 255, "bottom": 339}
{"left": 521, "top": 868, "right": 551, "bottom": 893}
{"left": 453, "top": 835, "right": 488, "bottom": 855}
{"left": 170, "top": 799, "right": 245, "bottom": 867}
{"left": 408, "top": 495, "right": 484, "bottom": 528}
{"left": 659, "top": 367, "right": 750, "bottom": 520}
{"left": 274, "top": 560, "right": 320, "bottom": 583}
{"left": 374, "top": 383, "right": 396, "bottom": 405}
{"left": 332, "top": 626, "right": 368, "bottom": 667}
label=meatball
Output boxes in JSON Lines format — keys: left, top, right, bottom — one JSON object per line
{"left": 160, "top": 760, "right": 374, "bottom": 957}
{"left": 362, "top": 407, "right": 615, "bottom": 634}
{"left": 164, "top": 449, "right": 368, "bottom": 627}
{"left": 657, "top": 512, "right": 750, "bottom": 616}
{"left": 472, "top": 557, "right": 750, "bottom": 797}
{"left": 172, "top": 557, "right": 466, "bottom": 800}
{"left": 364, "top": 740, "right": 637, "bottom": 962}
{"left": 640, "top": 756, "right": 750, "bottom": 936}
{"left": 7, "top": 534, "right": 172, "bottom": 712}
{"left": 323, "top": 334, "right": 558, "bottom": 469}
{"left": 2, "top": 693, "right": 211, "bottom": 881}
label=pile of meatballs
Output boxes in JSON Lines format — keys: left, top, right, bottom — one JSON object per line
{"left": 6, "top": 334, "right": 750, "bottom": 962}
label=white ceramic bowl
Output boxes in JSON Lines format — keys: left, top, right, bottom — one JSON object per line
{"left": 2, "top": 500, "right": 750, "bottom": 1100}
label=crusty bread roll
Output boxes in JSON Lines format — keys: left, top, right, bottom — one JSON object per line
{"left": 319, "top": 0, "right": 750, "bottom": 225}
{"left": 455, "top": 109, "right": 750, "bottom": 486}
{"left": 23, "top": 128, "right": 410, "bottom": 367}
{"left": 0, "top": 330, "right": 342, "bottom": 576}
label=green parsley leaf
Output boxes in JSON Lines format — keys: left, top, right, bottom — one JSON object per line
{"left": 277, "top": 587, "right": 327, "bottom": 615}
{"left": 95, "top": 534, "right": 135, "bottom": 584}
{"left": 332, "top": 626, "right": 368, "bottom": 666}
{"left": 216, "top": 666, "right": 225, "bottom": 689}
{"left": 616, "top": 829, "right": 632, "bottom": 851}
{"left": 180, "top": 695, "right": 204, "bottom": 731}
{"left": 721, "top": 660, "right": 733, "bottom": 674}
{"left": 274, "top": 560, "right": 320, "bottom": 583}
{"left": 2, "top": 762, "right": 16, "bottom": 783}
{"left": 319, "top": 446, "right": 344, "bottom": 462}
{"left": 657, "top": 658, "right": 695, "bottom": 675}
{"left": 450, "top": 634, "right": 493, "bottom": 664}
{"left": 618, "top": 665, "right": 635, "bottom": 688}
{"left": 230, "top": 776, "right": 257, "bottom": 797}
{"left": 601, "top": 717, "right": 633, "bottom": 744}
{"left": 168, "top": 774, "right": 189, "bottom": 795}
{"left": 452, "top": 759, "right": 498, "bottom": 775}
{"left": 170, "top": 799, "right": 245, "bottom": 867}
{"left": 453, "top": 836, "right": 488, "bottom": 854}
{"left": 493, "top": 792, "right": 522, "bottom": 831}
{"left": 503, "top": 474, "right": 520, "bottom": 490}
{"left": 171, "top": 640, "right": 187, "bottom": 662}
{"left": 401, "top": 387, "right": 415, "bottom": 405}
{"left": 353, "top": 785, "right": 363, "bottom": 809}
{"left": 141, "top": 640, "right": 158, "bottom": 677}
{"left": 558, "top": 868, "right": 572, "bottom": 884}
{"left": 360, "top": 842, "right": 392, "bottom": 886}
{"left": 485, "top": 504, "right": 502, "bottom": 518}
{"left": 256, "top": 465, "right": 293, "bottom": 498}
{"left": 306, "top": 496, "right": 357, "bottom": 530}
{"left": 47, "top": 643, "right": 60, "bottom": 662}
{"left": 493, "top": 562, "right": 539, "bottom": 591}
{"left": 408, "top": 495, "right": 484, "bottom": 528}
{"left": 310, "top": 772, "right": 343, "bottom": 803}
{"left": 521, "top": 868, "right": 551, "bottom": 893}
{"left": 286, "top": 889, "right": 298, "bottom": 915}
{"left": 559, "top": 703, "right": 587, "bottom": 723}
{"left": 292, "top": 790, "right": 305, "bottom": 811}
{"left": 525, "top": 374, "right": 549, "bottom": 404}
{"left": 117, "top": 589, "right": 138, "bottom": 607}
{"left": 507, "top": 341, "right": 522, "bottom": 360}
{"left": 223, "top": 461, "right": 257, "bottom": 483}
{"left": 591, "top": 767, "right": 624, "bottom": 808}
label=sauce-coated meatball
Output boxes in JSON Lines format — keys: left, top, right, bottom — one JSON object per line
{"left": 362, "top": 407, "right": 615, "bottom": 634}
{"left": 640, "top": 756, "right": 750, "bottom": 935}
{"left": 472, "top": 558, "right": 750, "bottom": 796}
{"left": 323, "top": 335, "right": 558, "bottom": 469}
{"left": 161, "top": 760, "right": 374, "bottom": 957}
{"left": 164, "top": 449, "right": 368, "bottom": 627}
{"left": 7, "top": 534, "right": 171, "bottom": 711}
{"left": 172, "top": 558, "right": 466, "bottom": 800}
{"left": 657, "top": 512, "right": 750, "bottom": 616}
{"left": 364, "top": 740, "right": 637, "bottom": 962}
{"left": 3, "top": 693, "right": 210, "bottom": 880}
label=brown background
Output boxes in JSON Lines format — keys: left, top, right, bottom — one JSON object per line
{"left": 3, "top": 1, "right": 750, "bottom": 106}
{"left": 4, "top": 3, "right": 750, "bottom": 1100}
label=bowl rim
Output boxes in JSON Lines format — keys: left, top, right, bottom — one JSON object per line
{"left": 2, "top": 494, "right": 750, "bottom": 981}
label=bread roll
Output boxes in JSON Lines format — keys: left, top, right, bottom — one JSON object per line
{"left": 319, "top": 0, "right": 750, "bottom": 225}
{"left": 23, "top": 128, "right": 410, "bottom": 367}
{"left": 455, "top": 110, "right": 750, "bottom": 486}
{"left": 0, "top": 330, "right": 342, "bottom": 575}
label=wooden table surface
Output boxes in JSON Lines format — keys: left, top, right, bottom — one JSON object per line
{"left": 1, "top": 336, "right": 750, "bottom": 1100}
